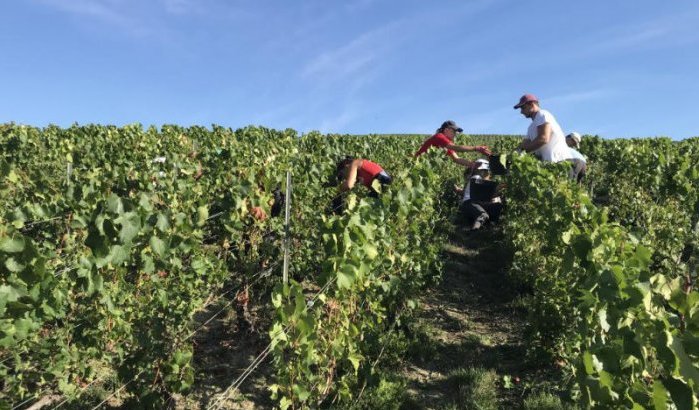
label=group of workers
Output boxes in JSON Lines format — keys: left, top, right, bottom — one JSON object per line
{"left": 331, "top": 93, "right": 588, "bottom": 230}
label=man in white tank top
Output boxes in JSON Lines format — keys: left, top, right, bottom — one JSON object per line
{"left": 513, "top": 94, "right": 570, "bottom": 163}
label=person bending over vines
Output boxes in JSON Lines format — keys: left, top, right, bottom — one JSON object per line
{"left": 415, "top": 120, "right": 491, "bottom": 168}
{"left": 329, "top": 157, "right": 392, "bottom": 214}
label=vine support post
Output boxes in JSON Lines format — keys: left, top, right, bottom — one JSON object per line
{"left": 66, "top": 162, "right": 73, "bottom": 186}
{"left": 282, "top": 171, "right": 292, "bottom": 285}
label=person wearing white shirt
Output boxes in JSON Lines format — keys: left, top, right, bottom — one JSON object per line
{"left": 513, "top": 94, "right": 570, "bottom": 163}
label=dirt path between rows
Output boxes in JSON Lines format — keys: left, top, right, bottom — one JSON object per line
{"left": 172, "top": 297, "right": 274, "bottom": 409}
{"left": 400, "top": 226, "right": 560, "bottom": 409}
{"left": 173, "top": 226, "right": 561, "bottom": 410}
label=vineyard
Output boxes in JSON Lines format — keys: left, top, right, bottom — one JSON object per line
{"left": 1, "top": 124, "right": 698, "bottom": 409}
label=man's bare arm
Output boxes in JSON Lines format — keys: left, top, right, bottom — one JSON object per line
{"left": 521, "top": 123, "right": 551, "bottom": 152}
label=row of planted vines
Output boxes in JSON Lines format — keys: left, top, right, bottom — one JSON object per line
{"left": 0, "top": 124, "right": 466, "bottom": 408}
{"left": 1, "top": 124, "right": 297, "bottom": 408}
{"left": 2, "top": 123, "right": 698, "bottom": 409}
{"left": 504, "top": 137, "right": 699, "bottom": 409}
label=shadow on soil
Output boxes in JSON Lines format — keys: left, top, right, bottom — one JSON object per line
{"left": 397, "top": 224, "right": 564, "bottom": 409}
{"left": 173, "top": 296, "right": 275, "bottom": 410}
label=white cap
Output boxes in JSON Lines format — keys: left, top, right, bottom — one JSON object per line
{"left": 474, "top": 159, "right": 489, "bottom": 170}
{"left": 566, "top": 132, "right": 581, "bottom": 147}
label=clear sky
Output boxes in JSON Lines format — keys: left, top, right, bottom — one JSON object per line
{"left": 2, "top": 0, "right": 698, "bottom": 139}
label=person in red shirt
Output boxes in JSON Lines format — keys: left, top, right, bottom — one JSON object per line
{"left": 329, "top": 157, "right": 391, "bottom": 213}
{"left": 336, "top": 157, "right": 391, "bottom": 197}
{"left": 415, "top": 120, "right": 491, "bottom": 167}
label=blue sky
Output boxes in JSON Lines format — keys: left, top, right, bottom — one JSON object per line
{"left": 2, "top": 0, "right": 698, "bottom": 139}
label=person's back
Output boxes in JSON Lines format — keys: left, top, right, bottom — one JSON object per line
{"left": 567, "top": 147, "right": 587, "bottom": 182}
{"left": 567, "top": 147, "right": 585, "bottom": 162}
{"left": 329, "top": 157, "right": 392, "bottom": 214}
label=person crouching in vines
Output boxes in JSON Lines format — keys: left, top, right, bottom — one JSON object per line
{"left": 249, "top": 185, "right": 284, "bottom": 221}
{"left": 329, "top": 157, "right": 392, "bottom": 214}
{"left": 564, "top": 132, "right": 587, "bottom": 183}
{"left": 455, "top": 159, "right": 503, "bottom": 230}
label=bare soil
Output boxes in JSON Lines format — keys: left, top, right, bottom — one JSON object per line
{"left": 171, "top": 295, "right": 275, "bottom": 410}
{"left": 400, "top": 226, "right": 561, "bottom": 409}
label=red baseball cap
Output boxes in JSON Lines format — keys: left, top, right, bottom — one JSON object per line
{"left": 513, "top": 94, "right": 538, "bottom": 109}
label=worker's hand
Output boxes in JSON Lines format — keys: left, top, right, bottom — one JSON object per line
{"left": 250, "top": 206, "right": 267, "bottom": 221}
{"left": 475, "top": 146, "right": 491, "bottom": 156}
